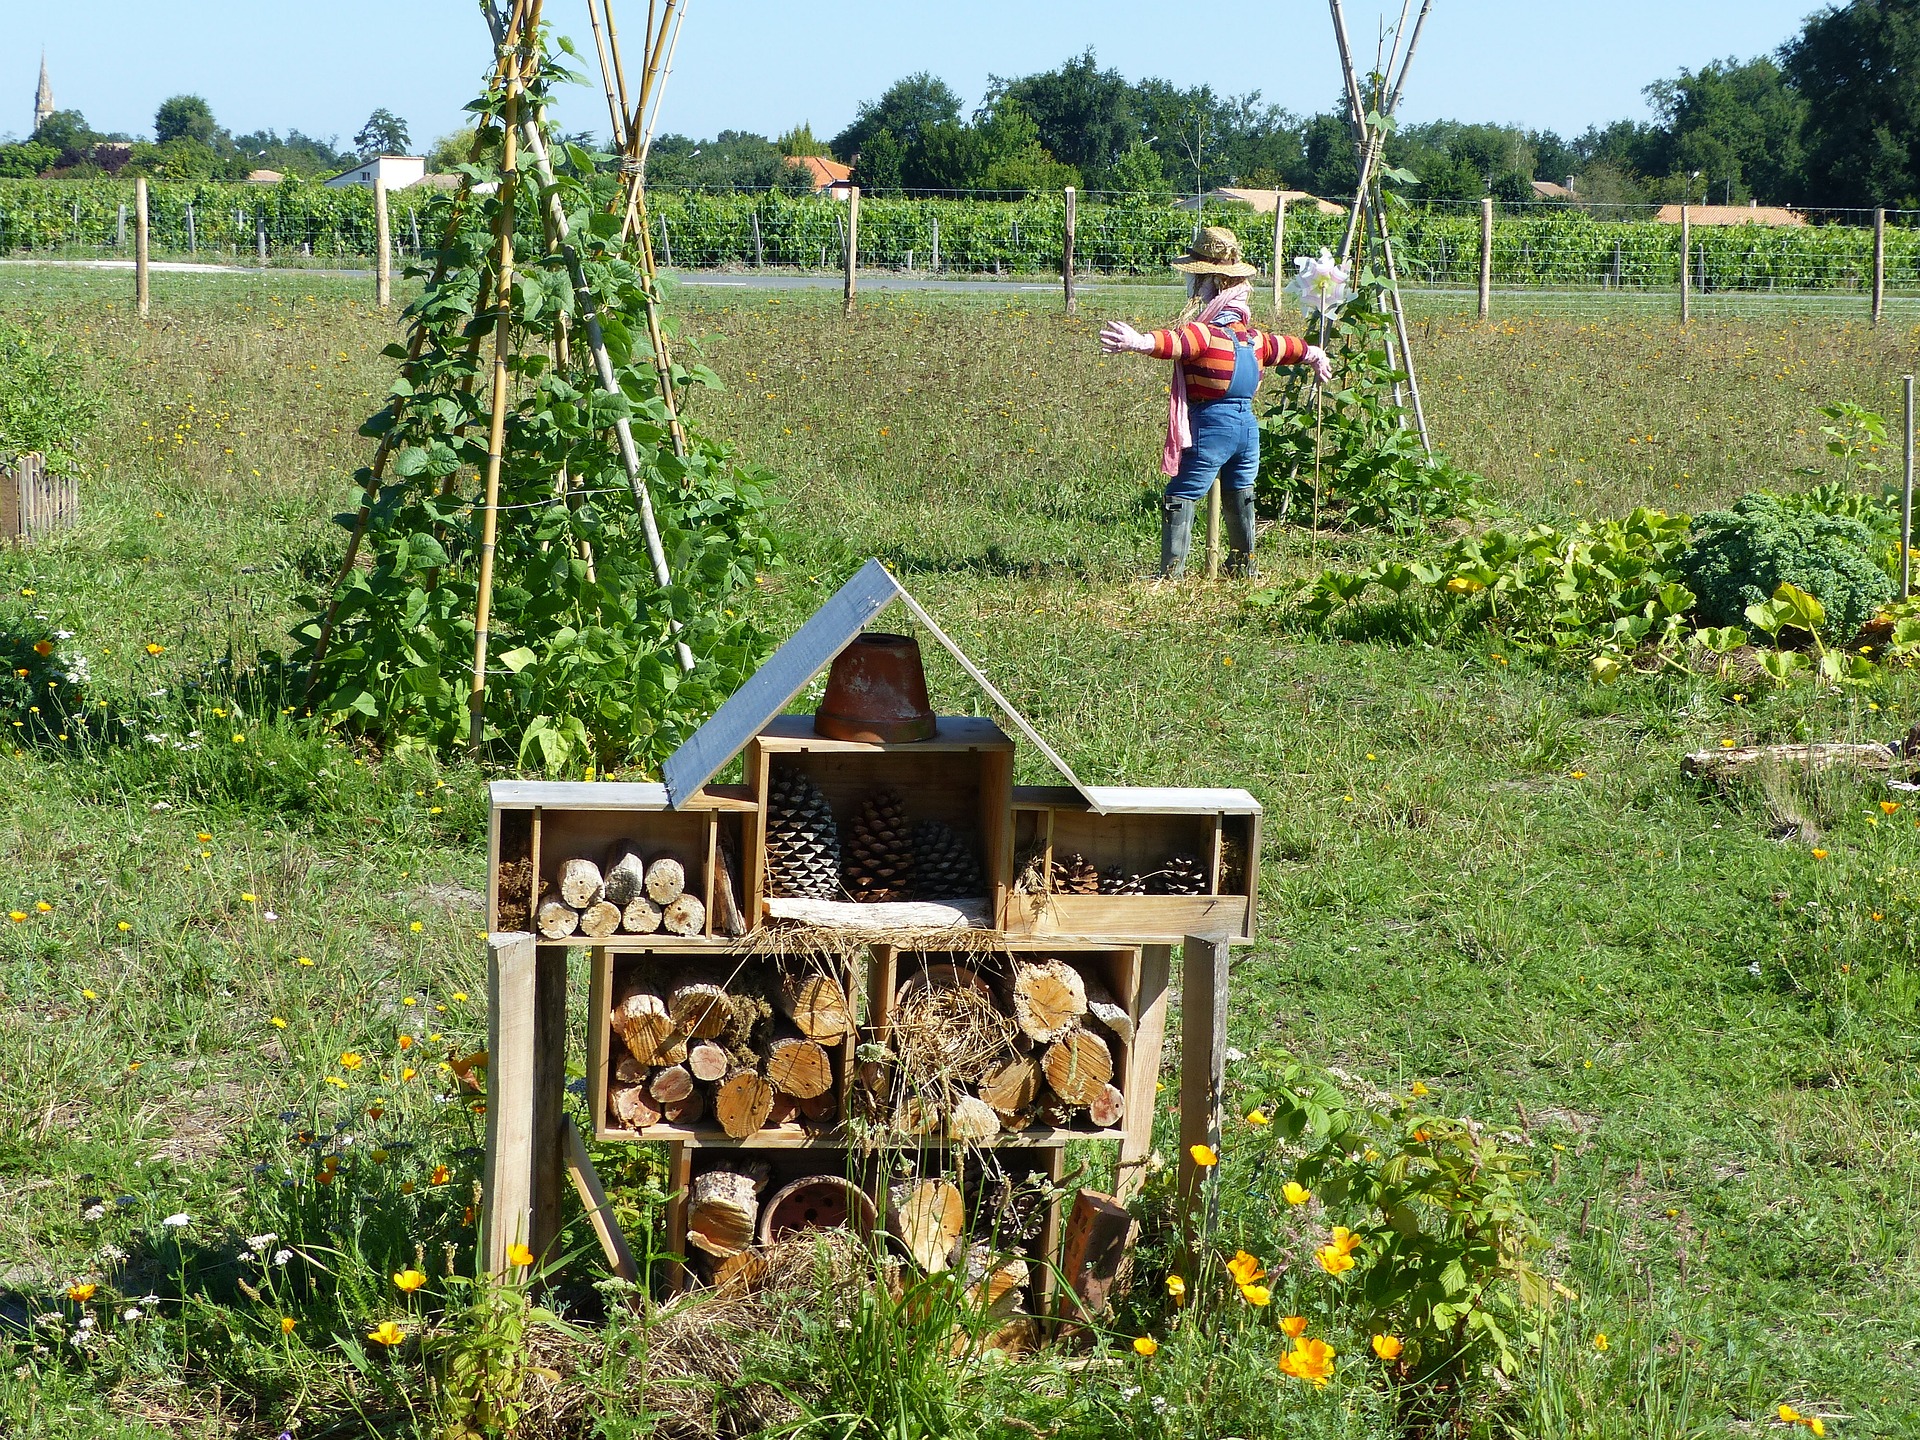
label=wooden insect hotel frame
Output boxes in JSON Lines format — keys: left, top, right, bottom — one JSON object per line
{"left": 484, "top": 560, "right": 1254, "bottom": 1330}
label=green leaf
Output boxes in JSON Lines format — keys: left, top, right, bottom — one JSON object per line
{"left": 499, "top": 647, "right": 538, "bottom": 674}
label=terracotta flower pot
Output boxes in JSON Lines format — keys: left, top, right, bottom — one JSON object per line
{"left": 814, "top": 632, "right": 936, "bottom": 743}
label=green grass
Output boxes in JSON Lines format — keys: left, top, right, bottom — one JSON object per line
{"left": 3, "top": 265, "right": 1920, "bottom": 1436}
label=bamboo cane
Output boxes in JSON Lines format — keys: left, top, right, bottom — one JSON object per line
{"left": 468, "top": 10, "right": 536, "bottom": 753}
{"left": 586, "top": 1, "right": 630, "bottom": 149}
{"left": 304, "top": 7, "right": 528, "bottom": 687}
{"left": 518, "top": 98, "right": 693, "bottom": 670}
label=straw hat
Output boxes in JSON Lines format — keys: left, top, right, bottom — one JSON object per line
{"left": 1170, "top": 225, "right": 1258, "bottom": 277}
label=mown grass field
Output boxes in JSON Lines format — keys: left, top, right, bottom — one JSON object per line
{"left": 2, "top": 263, "right": 1919, "bottom": 1438}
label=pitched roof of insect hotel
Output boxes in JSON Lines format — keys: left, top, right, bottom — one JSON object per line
{"left": 649, "top": 559, "right": 1259, "bottom": 818}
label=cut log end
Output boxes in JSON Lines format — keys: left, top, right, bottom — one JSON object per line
{"left": 621, "top": 895, "right": 664, "bottom": 934}
{"left": 645, "top": 854, "right": 688, "bottom": 905}
{"left": 608, "top": 1083, "right": 661, "bottom": 1131}
{"left": 1042, "top": 1028, "right": 1114, "bottom": 1108}
{"left": 889, "top": 1178, "right": 966, "bottom": 1274}
{"left": 714, "top": 1070, "right": 776, "bottom": 1139}
{"left": 663, "top": 893, "right": 706, "bottom": 936}
{"left": 578, "top": 899, "right": 623, "bottom": 938}
{"left": 557, "top": 857, "right": 605, "bottom": 910}
{"left": 536, "top": 898, "right": 579, "bottom": 940}
{"left": 1009, "top": 959, "right": 1088, "bottom": 1043}
{"left": 946, "top": 1094, "right": 1002, "bottom": 1142}
{"left": 1087, "top": 1082, "right": 1126, "bottom": 1129}
{"left": 766, "top": 1036, "right": 834, "bottom": 1100}
{"left": 668, "top": 977, "right": 730, "bottom": 1038}
{"left": 687, "top": 1169, "right": 760, "bottom": 1258}
{"left": 687, "top": 1041, "right": 730, "bottom": 1083}
{"left": 777, "top": 970, "right": 852, "bottom": 1042}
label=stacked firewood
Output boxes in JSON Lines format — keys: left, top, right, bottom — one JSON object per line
{"left": 536, "top": 838, "right": 747, "bottom": 940}
{"left": 606, "top": 965, "right": 851, "bottom": 1137}
{"left": 864, "top": 957, "right": 1130, "bottom": 1140}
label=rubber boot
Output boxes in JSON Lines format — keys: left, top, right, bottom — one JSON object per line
{"left": 1160, "top": 496, "right": 1196, "bottom": 578}
{"left": 1222, "top": 486, "right": 1260, "bottom": 579}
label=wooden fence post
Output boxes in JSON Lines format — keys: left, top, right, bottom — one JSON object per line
{"left": 1680, "top": 204, "right": 1691, "bottom": 323}
{"left": 115, "top": 203, "right": 126, "bottom": 250}
{"left": 1062, "top": 185, "right": 1077, "bottom": 315}
{"left": 1873, "top": 207, "right": 1886, "bottom": 325}
{"left": 1477, "top": 196, "right": 1492, "bottom": 320}
{"left": 134, "top": 177, "right": 150, "bottom": 320}
{"left": 1904, "top": 373, "right": 1915, "bottom": 601}
{"left": 484, "top": 932, "right": 538, "bottom": 1274}
{"left": 256, "top": 211, "right": 267, "bottom": 266}
{"left": 1177, "top": 933, "right": 1229, "bottom": 1269}
{"left": 931, "top": 216, "right": 940, "bottom": 272}
{"left": 1271, "top": 195, "right": 1289, "bottom": 316}
{"left": 844, "top": 185, "right": 860, "bottom": 316}
{"left": 375, "top": 178, "right": 392, "bottom": 310}
{"left": 751, "top": 208, "right": 764, "bottom": 267}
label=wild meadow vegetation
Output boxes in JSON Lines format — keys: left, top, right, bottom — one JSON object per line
{"left": 2, "top": 264, "right": 1919, "bottom": 1437}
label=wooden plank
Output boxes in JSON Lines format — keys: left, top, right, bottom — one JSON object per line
{"left": 531, "top": 947, "right": 568, "bottom": 1263}
{"left": 664, "top": 1142, "right": 692, "bottom": 1291}
{"left": 1035, "top": 1146, "right": 1066, "bottom": 1320}
{"left": 587, "top": 946, "right": 613, "bottom": 1143}
{"left": 564, "top": 1121, "right": 638, "bottom": 1282}
{"left": 661, "top": 558, "right": 901, "bottom": 807}
{"left": 493, "top": 780, "right": 670, "bottom": 810}
{"left": 1177, "top": 932, "right": 1229, "bottom": 1268}
{"left": 1118, "top": 944, "right": 1171, "bottom": 1203}
{"left": 1081, "top": 786, "right": 1262, "bottom": 816}
{"left": 484, "top": 932, "right": 538, "bottom": 1275}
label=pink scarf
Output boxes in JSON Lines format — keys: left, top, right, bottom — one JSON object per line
{"left": 1161, "top": 281, "right": 1252, "bottom": 476}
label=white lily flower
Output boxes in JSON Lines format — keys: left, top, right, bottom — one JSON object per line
{"left": 1286, "top": 248, "right": 1353, "bottom": 318}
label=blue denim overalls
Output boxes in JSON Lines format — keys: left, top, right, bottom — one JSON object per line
{"left": 1166, "top": 324, "right": 1262, "bottom": 501}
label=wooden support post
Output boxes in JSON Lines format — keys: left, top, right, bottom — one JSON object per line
{"left": 1177, "top": 932, "right": 1229, "bottom": 1267}
{"left": 931, "top": 216, "right": 940, "bottom": 272}
{"left": 844, "top": 185, "right": 860, "bottom": 316}
{"left": 375, "top": 178, "right": 392, "bottom": 310}
{"left": 751, "top": 207, "right": 763, "bottom": 267}
{"left": 1679, "top": 204, "right": 1691, "bottom": 324}
{"left": 256, "top": 211, "right": 267, "bottom": 265}
{"left": 531, "top": 945, "right": 568, "bottom": 1264}
{"left": 1117, "top": 944, "right": 1172, "bottom": 1203}
{"left": 1062, "top": 185, "right": 1077, "bottom": 315}
{"left": 1271, "top": 195, "right": 1289, "bottom": 316}
{"left": 484, "top": 932, "right": 538, "bottom": 1275}
{"left": 564, "top": 1121, "right": 638, "bottom": 1281}
{"left": 116, "top": 203, "right": 126, "bottom": 250}
{"left": 134, "top": 177, "right": 150, "bottom": 320}
{"left": 1477, "top": 196, "right": 1492, "bottom": 321}
{"left": 1874, "top": 207, "right": 1887, "bottom": 325}
{"left": 1904, "top": 373, "right": 1915, "bottom": 601}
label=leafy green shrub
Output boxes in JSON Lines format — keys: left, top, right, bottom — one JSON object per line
{"left": 1681, "top": 492, "right": 1893, "bottom": 639}
{"left": 1257, "top": 278, "right": 1481, "bottom": 531}
{"left": 0, "top": 598, "right": 102, "bottom": 745}
{"left": 0, "top": 319, "right": 101, "bottom": 474}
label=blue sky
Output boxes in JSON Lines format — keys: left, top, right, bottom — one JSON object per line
{"left": 13, "top": 1, "right": 1820, "bottom": 152}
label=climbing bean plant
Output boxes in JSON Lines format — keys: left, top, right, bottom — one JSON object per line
{"left": 291, "top": 35, "right": 780, "bottom": 775}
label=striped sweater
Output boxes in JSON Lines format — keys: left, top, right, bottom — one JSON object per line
{"left": 1146, "top": 314, "right": 1310, "bottom": 402}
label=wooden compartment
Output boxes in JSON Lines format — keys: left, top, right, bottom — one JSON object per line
{"left": 1002, "top": 787, "right": 1260, "bottom": 944}
{"left": 864, "top": 943, "right": 1141, "bottom": 1144}
{"left": 487, "top": 782, "right": 755, "bottom": 946}
{"left": 666, "top": 1142, "right": 1065, "bottom": 1318}
{"left": 744, "top": 715, "right": 1015, "bottom": 924}
{"left": 589, "top": 946, "right": 859, "bottom": 1147}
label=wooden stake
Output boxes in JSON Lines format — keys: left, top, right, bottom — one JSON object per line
{"left": 1904, "top": 374, "right": 1914, "bottom": 600}
{"left": 1680, "top": 204, "right": 1691, "bottom": 324}
{"left": 134, "top": 177, "right": 150, "bottom": 319}
{"left": 1177, "top": 932, "right": 1229, "bottom": 1269}
{"left": 483, "top": 932, "right": 538, "bottom": 1274}
{"left": 1477, "top": 196, "right": 1492, "bottom": 321}
{"left": 374, "top": 177, "right": 392, "bottom": 310}
{"left": 563, "top": 1121, "right": 638, "bottom": 1282}
{"left": 1874, "top": 206, "right": 1887, "bottom": 325}
{"left": 1271, "top": 194, "right": 1288, "bottom": 316}
{"left": 844, "top": 185, "right": 860, "bottom": 316}
{"left": 468, "top": 40, "right": 528, "bottom": 754}
{"left": 1062, "top": 185, "right": 1077, "bottom": 315}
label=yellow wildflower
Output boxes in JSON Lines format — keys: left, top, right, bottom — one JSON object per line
{"left": 1133, "top": 1335, "right": 1159, "bottom": 1357}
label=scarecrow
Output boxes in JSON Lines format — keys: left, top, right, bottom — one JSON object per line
{"left": 1100, "top": 226, "right": 1331, "bottom": 578}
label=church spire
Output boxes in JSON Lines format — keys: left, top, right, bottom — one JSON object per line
{"left": 34, "top": 51, "right": 53, "bottom": 135}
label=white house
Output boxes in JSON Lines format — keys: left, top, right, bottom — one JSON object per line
{"left": 324, "top": 155, "right": 428, "bottom": 190}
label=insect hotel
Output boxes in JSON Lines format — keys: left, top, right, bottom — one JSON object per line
{"left": 483, "top": 560, "right": 1258, "bottom": 1336}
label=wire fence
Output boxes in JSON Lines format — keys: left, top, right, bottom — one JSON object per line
{"left": 6, "top": 180, "right": 1920, "bottom": 313}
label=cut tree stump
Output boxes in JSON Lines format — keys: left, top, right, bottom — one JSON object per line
{"left": 558, "top": 857, "right": 604, "bottom": 909}
{"left": 978, "top": 1055, "right": 1042, "bottom": 1117}
{"left": 714, "top": 1071, "right": 776, "bottom": 1138}
{"left": 663, "top": 894, "right": 706, "bottom": 937}
{"left": 1043, "top": 1028, "right": 1114, "bottom": 1107}
{"left": 608, "top": 1084, "right": 661, "bottom": 1130}
{"left": 1081, "top": 978, "right": 1134, "bottom": 1045}
{"left": 536, "top": 899, "right": 579, "bottom": 939}
{"left": 687, "top": 1041, "right": 730, "bottom": 1083}
{"left": 648, "top": 1064, "right": 695, "bottom": 1104}
{"left": 889, "top": 1177, "right": 965, "bottom": 1273}
{"left": 777, "top": 971, "right": 852, "bottom": 1041}
{"left": 668, "top": 975, "right": 731, "bottom": 1038}
{"left": 645, "top": 855, "right": 687, "bottom": 905}
{"left": 946, "top": 1094, "right": 1003, "bottom": 1142}
{"left": 1008, "top": 959, "right": 1087, "bottom": 1043}
{"left": 610, "top": 987, "right": 673, "bottom": 1064}
{"left": 579, "top": 900, "right": 622, "bottom": 939}
{"left": 602, "top": 841, "right": 647, "bottom": 906}
{"left": 686, "top": 1167, "right": 766, "bottom": 1257}
{"left": 621, "top": 896, "right": 664, "bottom": 934}
{"left": 766, "top": 1037, "right": 834, "bottom": 1099}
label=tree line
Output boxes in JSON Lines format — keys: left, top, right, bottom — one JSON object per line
{"left": 646, "top": 0, "right": 1920, "bottom": 210}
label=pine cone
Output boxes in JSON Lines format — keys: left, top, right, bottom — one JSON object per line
{"left": 1154, "top": 852, "right": 1208, "bottom": 896}
{"left": 912, "top": 818, "right": 982, "bottom": 899}
{"left": 1050, "top": 851, "right": 1101, "bottom": 895}
{"left": 1098, "top": 866, "right": 1147, "bottom": 896}
{"left": 843, "top": 789, "right": 914, "bottom": 901}
{"left": 764, "top": 767, "right": 841, "bottom": 899}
